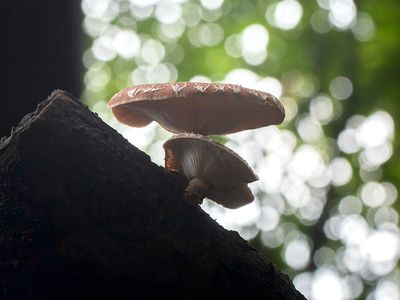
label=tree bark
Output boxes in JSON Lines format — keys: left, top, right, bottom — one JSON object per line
{"left": 0, "top": 90, "right": 306, "bottom": 299}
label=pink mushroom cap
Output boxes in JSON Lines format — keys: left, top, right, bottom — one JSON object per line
{"left": 108, "top": 82, "right": 285, "bottom": 135}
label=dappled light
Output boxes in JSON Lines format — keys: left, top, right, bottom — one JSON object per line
{"left": 267, "top": 0, "right": 303, "bottom": 31}
{"left": 83, "top": 0, "right": 399, "bottom": 299}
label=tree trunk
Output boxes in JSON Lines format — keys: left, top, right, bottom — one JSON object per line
{"left": 0, "top": 1, "right": 82, "bottom": 136}
{"left": 0, "top": 90, "right": 305, "bottom": 299}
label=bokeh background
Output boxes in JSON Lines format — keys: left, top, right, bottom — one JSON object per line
{"left": 3, "top": 1, "right": 399, "bottom": 299}
{"left": 82, "top": 1, "right": 400, "bottom": 299}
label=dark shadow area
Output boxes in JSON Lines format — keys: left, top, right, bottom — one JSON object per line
{"left": 0, "top": 1, "right": 83, "bottom": 136}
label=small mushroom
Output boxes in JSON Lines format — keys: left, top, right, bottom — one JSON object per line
{"left": 163, "top": 133, "right": 258, "bottom": 209}
{"left": 108, "top": 82, "right": 284, "bottom": 135}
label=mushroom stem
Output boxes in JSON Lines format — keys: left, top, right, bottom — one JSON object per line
{"left": 184, "top": 177, "right": 211, "bottom": 205}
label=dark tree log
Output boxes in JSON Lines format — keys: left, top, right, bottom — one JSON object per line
{"left": 0, "top": 91, "right": 305, "bottom": 299}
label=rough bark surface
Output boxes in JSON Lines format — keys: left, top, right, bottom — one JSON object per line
{"left": 0, "top": 90, "right": 306, "bottom": 299}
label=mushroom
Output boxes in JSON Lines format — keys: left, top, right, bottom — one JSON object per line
{"left": 108, "top": 82, "right": 284, "bottom": 135}
{"left": 163, "top": 133, "right": 258, "bottom": 209}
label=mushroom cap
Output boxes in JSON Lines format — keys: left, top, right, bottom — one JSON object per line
{"left": 108, "top": 82, "right": 285, "bottom": 135}
{"left": 163, "top": 133, "right": 258, "bottom": 208}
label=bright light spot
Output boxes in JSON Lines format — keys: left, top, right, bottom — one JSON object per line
{"left": 343, "top": 245, "right": 366, "bottom": 272}
{"left": 92, "top": 101, "right": 112, "bottom": 123}
{"left": 298, "top": 197, "right": 324, "bottom": 223}
{"left": 155, "top": 1, "right": 182, "bottom": 24}
{"left": 281, "top": 175, "right": 311, "bottom": 208}
{"left": 249, "top": 129, "right": 294, "bottom": 173}
{"left": 131, "top": 67, "right": 146, "bottom": 84}
{"left": 346, "top": 114, "right": 365, "bottom": 129}
{"left": 297, "top": 115, "right": 323, "bottom": 142}
{"left": 328, "top": 0, "right": 357, "bottom": 29}
{"left": 338, "top": 196, "right": 362, "bottom": 215}
{"left": 189, "top": 75, "right": 211, "bottom": 82}
{"left": 82, "top": 0, "right": 119, "bottom": 21}
{"left": 240, "top": 24, "right": 269, "bottom": 65}
{"left": 362, "top": 230, "right": 400, "bottom": 275}
{"left": 181, "top": 2, "right": 202, "bottom": 27}
{"left": 120, "top": 122, "right": 158, "bottom": 149}
{"left": 284, "top": 238, "right": 311, "bottom": 269}
{"left": 130, "top": 0, "right": 159, "bottom": 8}
{"left": 361, "top": 182, "right": 386, "bottom": 208}
{"left": 329, "top": 76, "right": 353, "bottom": 100}
{"left": 343, "top": 275, "right": 364, "bottom": 299}
{"left": 131, "top": 63, "right": 177, "bottom": 84}
{"left": 240, "top": 226, "right": 260, "bottom": 240}
{"left": 83, "top": 17, "right": 109, "bottom": 37}
{"left": 308, "top": 165, "right": 330, "bottom": 189}
{"left": 311, "top": 268, "right": 345, "bottom": 300}
{"left": 210, "top": 201, "right": 261, "bottom": 229}
{"left": 365, "top": 143, "right": 393, "bottom": 167}
{"left": 352, "top": 12, "right": 375, "bottom": 42}
{"left": 324, "top": 215, "right": 342, "bottom": 240}
{"left": 226, "top": 138, "right": 263, "bottom": 169}
{"left": 281, "top": 96, "right": 298, "bottom": 122}
{"left": 339, "top": 215, "right": 368, "bottom": 245}
{"left": 258, "top": 155, "right": 284, "bottom": 193}
{"left": 84, "top": 64, "right": 111, "bottom": 92}
{"left": 374, "top": 280, "right": 400, "bottom": 300}
{"left": 289, "top": 145, "right": 323, "bottom": 180}
{"left": 253, "top": 127, "right": 296, "bottom": 163}
{"left": 224, "top": 69, "right": 258, "bottom": 87}
{"left": 113, "top": 30, "right": 140, "bottom": 59}
{"left": 202, "top": 6, "right": 223, "bottom": 22}
{"left": 223, "top": 70, "right": 280, "bottom": 96}
{"left": 198, "top": 23, "right": 225, "bottom": 46}
{"left": 147, "top": 140, "right": 168, "bottom": 165}
{"left": 157, "top": 21, "right": 185, "bottom": 41}
{"left": 375, "top": 207, "right": 399, "bottom": 226}
{"left": 241, "top": 24, "right": 269, "bottom": 53}
{"left": 257, "top": 206, "right": 280, "bottom": 231}
{"left": 383, "top": 182, "right": 398, "bottom": 205}
{"left": 243, "top": 51, "right": 267, "bottom": 67}
{"left": 200, "top": 0, "right": 224, "bottom": 10}
{"left": 92, "top": 36, "right": 116, "bottom": 61}
{"left": 146, "top": 63, "right": 177, "bottom": 83}
{"left": 317, "top": 0, "right": 330, "bottom": 9}
{"left": 130, "top": 4, "right": 153, "bottom": 20}
{"left": 310, "top": 95, "right": 334, "bottom": 124}
{"left": 273, "top": 0, "right": 303, "bottom": 30}
{"left": 328, "top": 157, "right": 352, "bottom": 186}
{"left": 365, "top": 230, "right": 400, "bottom": 262}
{"left": 261, "top": 227, "right": 284, "bottom": 248}
{"left": 294, "top": 272, "right": 312, "bottom": 299}
{"left": 337, "top": 128, "right": 360, "bottom": 154}
{"left": 224, "top": 34, "right": 241, "bottom": 58}
{"left": 257, "top": 77, "right": 282, "bottom": 98}
{"left": 356, "top": 111, "right": 394, "bottom": 148}
{"left": 139, "top": 39, "right": 165, "bottom": 66}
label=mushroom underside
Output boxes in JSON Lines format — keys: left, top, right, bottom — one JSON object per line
{"left": 164, "top": 134, "right": 257, "bottom": 208}
{"left": 207, "top": 183, "right": 254, "bottom": 209}
{"left": 111, "top": 105, "right": 152, "bottom": 127}
{"left": 183, "top": 177, "right": 254, "bottom": 209}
